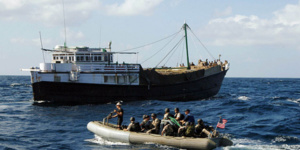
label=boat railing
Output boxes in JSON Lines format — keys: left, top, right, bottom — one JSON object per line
{"left": 103, "top": 111, "right": 114, "bottom": 125}
{"left": 103, "top": 117, "right": 109, "bottom": 125}
{"left": 77, "top": 64, "right": 140, "bottom": 73}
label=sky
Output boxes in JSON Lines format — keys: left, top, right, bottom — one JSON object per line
{"left": 0, "top": 0, "right": 300, "bottom": 78}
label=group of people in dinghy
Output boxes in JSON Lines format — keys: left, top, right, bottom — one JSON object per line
{"left": 110, "top": 102, "right": 219, "bottom": 138}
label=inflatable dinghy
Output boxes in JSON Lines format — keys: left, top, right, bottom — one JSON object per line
{"left": 87, "top": 121, "right": 233, "bottom": 150}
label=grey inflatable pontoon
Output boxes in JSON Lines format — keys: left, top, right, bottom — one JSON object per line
{"left": 87, "top": 121, "right": 233, "bottom": 150}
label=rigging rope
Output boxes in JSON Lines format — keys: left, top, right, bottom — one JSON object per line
{"left": 164, "top": 37, "right": 184, "bottom": 66}
{"left": 180, "top": 40, "right": 184, "bottom": 66}
{"left": 190, "top": 32, "right": 203, "bottom": 60}
{"left": 141, "top": 30, "right": 182, "bottom": 64}
{"left": 188, "top": 28, "right": 216, "bottom": 60}
{"left": 155, "top": 37, "right": 184, "bottom": 68}
{"left": 119, "top": 29, "right": 182, "bottom": 52}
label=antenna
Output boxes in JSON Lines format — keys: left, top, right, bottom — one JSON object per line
{"left": 39, "top": 31, "right": 46, "bottom": 63}
{"left": 62, "top": 0, "right": 67, "bottom": 50}
{"left": 99, "top": 25, "right": 101, "bottom": 49}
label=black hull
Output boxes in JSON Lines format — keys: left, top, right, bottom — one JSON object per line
{"left": 32, "top": 70, "right": 227, "bottom": 104}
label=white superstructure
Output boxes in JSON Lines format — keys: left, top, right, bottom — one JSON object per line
{"left": 24, "top": 45, "right": 140, "bottom": 85}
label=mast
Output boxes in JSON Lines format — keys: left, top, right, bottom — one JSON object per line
{"left": 183, "top": 22, "right": 190, "bottom": 70}
{"left": 62, "top": 0, "right": 67, "bottom": 51}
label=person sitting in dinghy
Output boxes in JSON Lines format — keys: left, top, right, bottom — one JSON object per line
{"left": 161, "top": 122, "right": 174, "bottom": 136}
{"left": 160, "top": 108, "right": 175, "bottom": 133}
{"left": 146, "top": 113, "right": 161, "bottom": 134}
{"left": 195, "top": 119, "right": 219, "bottom": 138}
{"left": 179, "top": 109, "right": 195, "bottom": 125}
{"left": 178, "top": 109, "right": 195, "bottom": 136}
{"left": 163, "top": 108, "right": 174, "bottom": 120}
{"left": 112, "top": 102, "right": 123, "bottom": 130}
{"left": 123, "top": 117, "right": 141, "bottom": 132}
{"left": 140, "top": 115, "right": 151, "bottom": 132}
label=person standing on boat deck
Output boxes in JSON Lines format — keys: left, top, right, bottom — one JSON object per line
{"left": 112, "top": 102, "right": 123, "bottom": 130}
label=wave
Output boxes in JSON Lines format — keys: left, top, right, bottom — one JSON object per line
{"left": 237, "top": 96, "right": 250, "bottom": 101}
{"left": 271, "top": 135, "right": 300, "bottom": 144}
{"left": 287, "top": 98, "right": 300, "bottom": 104}
{"left": 10, "top": 83, "right": 31, "bottom": 87}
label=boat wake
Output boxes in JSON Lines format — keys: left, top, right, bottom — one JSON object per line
{"left": 85, "top": 135, "right": 176, "bottom": 149}
{"left": 227, "top": 138, "right": 300, "bottom": 150}
{"left": 85, "top": 135, "right": 129, "bottom": 146}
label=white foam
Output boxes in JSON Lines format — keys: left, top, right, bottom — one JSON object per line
{"left": 229, "top": 144, "right": 300, "bottom": 150}
{"left": 271, "top": 135, "right": 299, "bottom": 144}
{"left": 229, "top": 138, "right": 300, "bottom": 150}
{"left": 10, "top": 83, "right": 22, "bottom": 87}
{"left": 287, "top": 98, "right": 300, "bottom": 105}
{"left": 85, "top": 135, "right": 129, "bottom": 146}
{"left": 238, "top": 96, "right": 250, "bottom": 101}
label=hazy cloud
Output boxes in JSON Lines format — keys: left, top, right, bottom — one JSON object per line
{"left": 105, "top": 0, "right": 163, "bottom": 16}
{"left": 0, "top": 0, "right": 100, "bottom": 26}
{"left": 10, "top": 37, "right": 52, "bottom": 47}
{"left": 200, "top": 1, "right": 300, "bottom": 48}
{"left": 213, "top": 7, "right": 232, "bottom": 17}
{"left": 60, "top": 28, "right": 85, "bottom": 42}
{"left": 170, "top": 0, "right": 183, "bottom": 7}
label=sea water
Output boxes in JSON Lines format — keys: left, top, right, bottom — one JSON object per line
{"left": 0, "top": 76, "right": 299, "bottom": 150}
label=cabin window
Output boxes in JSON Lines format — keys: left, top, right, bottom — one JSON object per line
{"left": 54, "top": 76, "right": 61, "bottom": 82}
{"left": 129, "top": 75, "right": 138, "bottom": 84}
{"left": 117, "top": 76, "right": 127, "bottom": 84}
{"left": 60, "top": 56, "right": 63, "bottom": 60}
{"left": 104, "top": 76, "right": 116, "bottom": 83}
{"left": 95, "top": 56, "right": 98, "bottom": 61}
{"left": 86, "top": 56, "right": 89, "bottom": 61}
{"left": 110, "top": 55, "right": 113, "bottom": 62}
{"left": 81, "top": 56, "right": 84, "bottom": 61}
{"left": 98, "top": 56, "right": 102, "bottom": 61}
{"left": 104, "top": 55, "right": 108, "bottom": 61}
{"left": 71, "top": 57, "right": 74, "bottom": 61}
{"left": 53, "top": 57, "right": 56, "bottom": 60}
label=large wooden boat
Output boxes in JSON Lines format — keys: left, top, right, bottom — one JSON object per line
{"left": 22, "top": 23, "right": 229, "bottom": 104}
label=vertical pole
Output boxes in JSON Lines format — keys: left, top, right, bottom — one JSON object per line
{"left": 184, "top": 23, "right": 190, "bottom": 70}
{"left": 107, "top": 53, "right": 110, "bottom": 65}
{"left": 62, "top": 0, "right": 67, "bottom": 51}
{"left": 39, "top": 31, "right": 45, "bottom": 63}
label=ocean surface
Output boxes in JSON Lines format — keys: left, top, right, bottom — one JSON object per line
{"left": 0, "top": 76, "right": 299, "bottom": 150}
